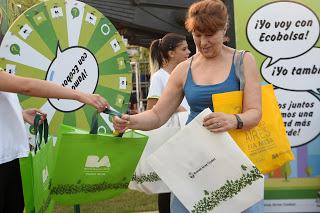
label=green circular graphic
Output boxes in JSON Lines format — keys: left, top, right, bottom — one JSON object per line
{"left": 0, "top": 0, "right": 132, "bottom": 135}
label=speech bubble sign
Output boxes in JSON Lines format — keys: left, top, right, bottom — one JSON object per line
{"left": 275, "top": 89, "right": 320, "bottom": 147}
{"left": 46, "top": 45, "right": 99, "bottom": 112}
{"left": 247, "top": 1, "right": 319, "bottom": 66}
{"left": 261, "top": 47, "right": 320, "bottom": 94}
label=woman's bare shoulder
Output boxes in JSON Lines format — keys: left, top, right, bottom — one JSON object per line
{"left": 242, "top": 51, "right": 260, "bottom": 82}
{"left": 242, "top": 51, "right": 258, "bottom": 71}
{"left": 243, "top": 51, "right": 256, "bottom": 62}
{"left": 223, "top": 46, "right": 236, "bottom": 55}
{"left": 170, "top": 57, "right": 193, "bottom": 86}
{"left": 175, "top": 57, "right": 193, "bottom": 73}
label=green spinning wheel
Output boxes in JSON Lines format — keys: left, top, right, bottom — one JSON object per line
{"left": 0, "top": 0, "right": 132, "bottom": 135}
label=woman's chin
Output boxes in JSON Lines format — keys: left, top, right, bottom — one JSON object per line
{"left": 201, "top": 51, "right": 217, "bottom": 58}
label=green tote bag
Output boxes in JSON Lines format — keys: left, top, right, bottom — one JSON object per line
{"left": 20, "top": 114, "right": 55, "bottom": 213}
{"left": 32, "top": 137, "right": 55, "bottom": 213}
{"left": 50, "top": 111, "right": 148, "bottom": 205}
{"left": 20, "top": 152, "right": 35, "bottom": 213}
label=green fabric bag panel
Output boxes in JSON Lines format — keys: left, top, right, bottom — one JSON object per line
{"left": 32, "top": 138, "right": 55, "bottom": 213}
{"left": 20, "top": 154, "right": 35, "bottom": 213}
{"left": 23, "top": 114, "right": 55, "bottom": 213}
{"left": 50, "top": 124, "right": 79, "bottom": 168}
{"left": 19, "top": 114, "right": 45, "bottom": 213}
{"left": 50, "top": 124, "right": 148, "bottom": 205}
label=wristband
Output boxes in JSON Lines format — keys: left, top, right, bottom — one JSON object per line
{"left": 234, "top": 114, "right": 243, "bottom": 129}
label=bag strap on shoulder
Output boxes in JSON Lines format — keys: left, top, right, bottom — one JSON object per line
{"left": 188, "top": 56, "right": 194, "bottom": 71}
{"left": 234, "top": 50, "right": 247, "bottom": 90}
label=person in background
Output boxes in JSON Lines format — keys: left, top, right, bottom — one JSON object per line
{"left": 0, "top": 70, "right": 108, "bottom": 213}
{"left": 113, "top": 0, "right": 262, "bottom": 212}
{"left": 147, "top": 33, "right": 191, "bottom": 213}
{"left": 147, "top": 33, "right": 191, "bottom": 113}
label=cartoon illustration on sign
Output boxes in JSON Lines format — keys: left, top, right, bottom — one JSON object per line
{"left": 235, "top": 1, "right": 320, "bottom": 211}
{"left": 246, "top": 1, "right": 320, "bottom": 148}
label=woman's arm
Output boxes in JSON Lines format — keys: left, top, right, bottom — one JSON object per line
{"left": 114, "top": 62, "right": 189, "bottom": 131}
{"left": 147, "top": 70, "right": 187, "bottom": 112}
{"left": 146, "top": 98, "right": 158, "bottom": 110}
{"left": 176, "top": 106, "right": 187, "bottom": 112}
{"left": 147, "top": 98, "right": 186, "bottom": 112}
{"left": 0, "top": 71, "right": 108, "bottom": 111}
{"left": 240, "top": 52, "right": 262, "bottom": 129}
{"left": 203, "top": 52, "right": 261, "bottom": 132}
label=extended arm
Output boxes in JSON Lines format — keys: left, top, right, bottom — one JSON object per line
{"left": 147, "top": 98, "right": 187, "bottom": 112}
{"left": 0, "top": 71, "right": 108, "bottom": 111}
{"left": 114, "top": 63, "right": 188, "bottom": 131}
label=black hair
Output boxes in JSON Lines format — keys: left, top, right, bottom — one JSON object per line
{"left": 149, "top": 33, "right": 186, "bottom": 74}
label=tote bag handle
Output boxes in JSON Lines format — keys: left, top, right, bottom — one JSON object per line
{"left": 32, "top": 114, "right": 49, "bottom": 152}
{"left": 90, "top": 108, "right": 123, "bottom": 136}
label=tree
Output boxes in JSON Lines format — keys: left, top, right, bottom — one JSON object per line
{"left": 281, "top": 162, "right": 292, "bottom": 181}
{"left": 305, "top": 166, "right": 313, "bottom": 177}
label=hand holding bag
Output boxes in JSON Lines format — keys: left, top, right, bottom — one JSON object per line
{"left": 148, "top": 108, "right": 264, "bottom": 213}
{"left": 212, "top": 51, "right": 294, "bottom": 174}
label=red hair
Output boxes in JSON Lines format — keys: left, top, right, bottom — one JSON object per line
{"left": 185, "top": 0, "right": 228, "bottom": 34}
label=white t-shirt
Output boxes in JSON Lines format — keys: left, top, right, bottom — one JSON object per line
{"left": 0, "top": 91, "right": 29, "bottom": 164}
{"left": 147, "top": 68, "right": 190, "bottom": 111}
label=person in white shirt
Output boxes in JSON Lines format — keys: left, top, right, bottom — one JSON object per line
{"left": 147, "top": 33, "right": 190, "bottom": 112}
{"left": 113, "top": 1, "right": 262, "bottom": 212}
{"left": 0, "top": 70, "right": 108, "bottom": 213}
{"left": 146, "top": 33, "right": 191, "bottom": 213}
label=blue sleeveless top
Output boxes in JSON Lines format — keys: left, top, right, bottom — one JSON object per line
{"left": 184, "top": 51, "right": 240, "bottom": 124}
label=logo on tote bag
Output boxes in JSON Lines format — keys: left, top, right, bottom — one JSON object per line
{"left": 84, "top": 155, "right": 111, "bottom": 176}
{"left": 85, "top": 155, "right": 111, "bottom": 168}
{"left": 188, "top": 158, "right": 216, "bottom": 179}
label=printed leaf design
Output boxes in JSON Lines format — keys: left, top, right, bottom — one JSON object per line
{"left": 191, "top": 166, "right": 263, "bottom": 213}
{"left": 131, "top": 172, "right": 161, "bottom": 183}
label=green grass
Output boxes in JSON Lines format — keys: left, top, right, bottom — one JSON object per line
{"left": 53, "top": 190, "right": 158, "bottom": 213}
{"left": 265, "top": 189, "right": 319, "bottom": 199}
{"left": 264, "top": 177, "right": 320, "bottom": 200}
{"left": 265, "top": 177, "right": 320, "bottom": 189}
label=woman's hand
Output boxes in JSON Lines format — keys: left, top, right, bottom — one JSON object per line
{"left": 22, "top": 108, "right": 47, "bottom": 125}
{"left": 78, "top": 93, "right": 109, "bottom": 112}
{"left": 113, "top": 114, "right": 130, "bottom": 133}
{"left": 203, "top": 112, "right": 237, "bottom": 133}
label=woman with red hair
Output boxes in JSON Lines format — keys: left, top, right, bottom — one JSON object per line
{"left": 114, "top": 0, "right": 262, "bottom": 212}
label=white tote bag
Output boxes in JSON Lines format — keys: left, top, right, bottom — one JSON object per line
{"left": 148, "top": 109, "right": 264, "bottom": 213}
{"left": 129, "top": 112, "right": 188, "bottom": 194}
